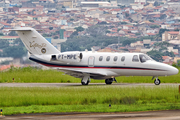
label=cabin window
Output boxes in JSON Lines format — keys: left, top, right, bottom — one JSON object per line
{"left": 106, "top": 56, "right": 110, "bottom": 61}
{"left": 121, "top": 56, "right": 125, "bottom": 61}
{"left": 99, "top": 56, "right": 103, "bottom": 61}
{"left": 132, "top": 55, "right": 139, "bottom": 62}
{"left": 114, "top": 56, "right": 118, "bottom": 61}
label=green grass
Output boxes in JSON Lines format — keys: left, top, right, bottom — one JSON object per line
{"left": 0, "top": 66, "right": 180, "bottom": 83}
{"left": 0, "top": 86, "right": 180, "bottom": 115}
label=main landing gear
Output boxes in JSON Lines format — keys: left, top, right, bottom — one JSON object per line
{"left": 81, "top": 74, "right": 91, "bottom": 85}
{"left": 105, "top": 78, "right": 117, "bottom": 85}
{"left": 152, "top": 77, "right": 161, "bottom": 85}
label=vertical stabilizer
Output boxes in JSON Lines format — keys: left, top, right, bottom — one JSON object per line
{"left": 11, "top": 27, "right": 60, "bottom": 55}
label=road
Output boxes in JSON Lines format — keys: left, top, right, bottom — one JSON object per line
{"left": 0, "top": 110, "right": 180, "bottom": 120}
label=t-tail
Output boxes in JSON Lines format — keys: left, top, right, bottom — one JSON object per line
{"left": 10, "top": 27, "right": 60, "bottom": 55}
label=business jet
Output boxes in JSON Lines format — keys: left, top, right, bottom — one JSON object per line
{"left": 11, "top": 27, "right": 179, "bottom": 85}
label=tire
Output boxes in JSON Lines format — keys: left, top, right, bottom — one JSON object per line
{"left": 105, "top": 79, "right": 113, "bottom": 85}
{"left": 154, "top": 79, "right": 161, "bottom": 85}
{"left": 81, "top": 80, "right": 89, "bottom": 85}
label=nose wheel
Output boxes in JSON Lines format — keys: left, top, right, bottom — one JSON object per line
{"left": 154, "top": 78, "right": 161, "bottom": 85}
{"left": 105, "top": 78, "right": 117, "bottom": 85}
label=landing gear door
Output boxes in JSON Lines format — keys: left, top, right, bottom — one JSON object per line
{"left": 88, "top": 56, "right": 95, "bottom": 67}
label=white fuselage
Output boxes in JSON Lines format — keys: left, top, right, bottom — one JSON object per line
{"left": 29, "top": 51, "right": 179, "bottom": 79}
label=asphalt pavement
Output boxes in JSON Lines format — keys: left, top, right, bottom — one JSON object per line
{"left": 0, "top": 110, "right": 180, "bottom": 120}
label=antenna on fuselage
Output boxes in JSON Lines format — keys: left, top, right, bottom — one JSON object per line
{"left": 91, "top": 47, "right": 95, "bottom": 53}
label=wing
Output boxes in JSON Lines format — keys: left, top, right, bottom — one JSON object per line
{"left": 57, "top": 68, "right": 107, "bottom": 79}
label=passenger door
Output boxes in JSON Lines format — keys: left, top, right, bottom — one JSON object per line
{"left": 88, "top": 56, "right": 95, "bottom": 67}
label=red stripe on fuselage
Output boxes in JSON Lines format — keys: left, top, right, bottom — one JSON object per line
{"left": 40, "top": 62, "right": 164, "bottom": 71}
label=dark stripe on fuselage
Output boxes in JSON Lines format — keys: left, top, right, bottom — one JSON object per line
{"left": 29, "top": 57, "right": 166, "bottom": 71}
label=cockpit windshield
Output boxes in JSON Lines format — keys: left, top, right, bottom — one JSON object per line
{"left": 139, "top": 54, "right": 153, "bottom": 63}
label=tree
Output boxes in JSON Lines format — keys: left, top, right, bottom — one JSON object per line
{"left": 70, "top": 18, "right": 74, "bottom": 21}
{"left": 86, "top": 25, "right": 107, "bottom": 37}
{"left": 149, "top": 20, "right": 154, "bottom": 22}
{"left": 14, "top": 38, "right": 24, "bottom": 46}
{"left": 0, "top": 39, "right": 9, "bottom": 49}
{"left": 159, "top": 46, "right": 167, "bottom": 52}
{"left": 150, "top": 25, "right": 160, "bottom": 29}
{"left": 158, "top": 29, "right": 169, "bottom": 37}
{"left": 121, "top": 22, "right": 127, "bottom": 24}
{"left": 49, "top": 27, "right": 53, "bottom": 30}
{"left": 106, "top": 30, "right": 111, "bottom": 33}
{"left": 174, "top": 28, "right": 179, "bottom": 31}
{"left": 160, "top": 14, "right": 167, "bottom": 19}
{"left": 125, "top": 12, "right": 129, "bottom": 17}
{"left": 0, "top": 33, "right": 4, "bottom": 36}
{"left": 119, "top": 5, "right": 125, "bottom": 9}
{"left": 135, "top": 33, "right": 141, "bottom": 36}
{"left": 117, "top": 28, "right": 121, "bottom": 32}
{"left": 147, "top": 50, "right": 163, "bottom": 62}
{"left": 154, "top": 1, "right": 160, "bottom": 6}
{"left": 122, "top": 40, "right": 131, "bottom": 46}
{"left": 75, "top": 26, "right": 84, "bottom": 32}
{"left": 3, "top": 46, "right": 27, "bottom": 58}
{"left": 8, "top": 31, "right": 18, "bottom": 36}
{"left": 53, "top": 36, "right": 58, "bottom": 39}
{"left": 43, "top": 33, "right": 50, "bottom": 37}
{"left": 69, "top": 31, "right": 78, "bottom": 38}
{"left": 98, "top": 21, "right": 107, "bottom": 24}
{"left": 164, "top": 51, "right": 175, "bottom": 57}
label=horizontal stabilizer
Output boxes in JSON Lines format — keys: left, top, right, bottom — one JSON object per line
{"left": 9, "top": 27, "right": 32, "bottom": 31}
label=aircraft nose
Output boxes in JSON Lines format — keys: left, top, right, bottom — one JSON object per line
{"left": 168, "top": 66, "right": 179, "bottom": 75}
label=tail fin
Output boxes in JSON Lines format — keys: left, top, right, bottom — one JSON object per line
{"left": 11, "top": 27, "right": 60, "bottom": 55}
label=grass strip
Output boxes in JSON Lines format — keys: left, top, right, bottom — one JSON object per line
{"left": 2, "top": 103, "right": 180, "bottom": 115}
{"left": 0, "top": 66, "right": 180, "bottom": 83}
{"left": 0, "top": 85, "right": 180, "bottom": 115}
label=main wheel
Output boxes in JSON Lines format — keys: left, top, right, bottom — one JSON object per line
{"left": 154, "top": 79, "right": 161, "bottom": 85}
{"left": 81, "top": 80, "right": 89, "bottom": 85}
{"left": 105, "top": 79, "right": 113, "bottom": 85}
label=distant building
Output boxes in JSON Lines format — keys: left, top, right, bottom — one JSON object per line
{"left": 117, "top": 0, "right": 135, "bottom": 6}
{"left": 162, "top": 31, "right": 180, "bottom": 41}
{"left": 80, "top": 1, "right": 118, "bottom": 8}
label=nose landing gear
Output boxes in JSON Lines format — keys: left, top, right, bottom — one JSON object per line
{"left": 105, "top": 78, "right": 117, "bottom": 85}
{"left": 152, "top": 77, "right": 161, "bottom": 85}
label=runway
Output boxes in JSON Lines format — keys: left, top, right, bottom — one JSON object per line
{"left": 1, "top": 110, "right": 180, "bottom": 120}
{"left": 0, "top": 83, "right": 179, "bottom": 87}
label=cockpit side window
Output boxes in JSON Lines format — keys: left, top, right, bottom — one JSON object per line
{"left": 132, "top": 55, "right": 139, "bottom": 62}
{"left": 139, "top": 54, "right": 147, "bottom": 63}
